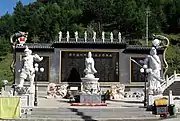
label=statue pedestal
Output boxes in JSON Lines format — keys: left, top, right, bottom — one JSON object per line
{"left": 80, "top": 94, "right": 101, "bottom": 103}
{"left": 19, "top": 93, "right": 34, "bottom": 117}
{"left": 147, "top": 94, "right": 163, "bottom": 110}
{"left": 81, "top": 77, "right": 99, "bottom": 94}
{"left": 20, "top": 93, "right": 34, "bottom": 107}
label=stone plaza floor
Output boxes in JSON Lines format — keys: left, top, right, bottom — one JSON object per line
{"left": 1, "top": 90, "right": 180, "bottom": 121}
{"left": 19, "top": 93, "right": 180, "bottom": 121}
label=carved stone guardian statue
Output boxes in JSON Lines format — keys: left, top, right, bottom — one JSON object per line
{"left": 17, "top": 46, "right": 43, "bottom": 94}
{"left": 144, "top": 47, "right": 163, "bottom": 95}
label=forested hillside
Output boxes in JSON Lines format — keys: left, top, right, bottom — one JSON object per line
{"left": 0, "top": 0, "right": 180, "bottom": 82}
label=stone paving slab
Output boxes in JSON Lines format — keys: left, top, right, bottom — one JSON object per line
{"left": 1, "top": 118, "right": 161, "bottom": 121}
{"left": 35, "top": 97, "right": 144, "bottom": 108}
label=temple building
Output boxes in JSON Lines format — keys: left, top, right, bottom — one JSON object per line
{"left": 14, "top": 38, "right": 165, "bottom": 90}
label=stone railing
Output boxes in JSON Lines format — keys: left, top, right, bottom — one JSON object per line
{"left": 162, "top": 70, "right": 180, "bottom": 92}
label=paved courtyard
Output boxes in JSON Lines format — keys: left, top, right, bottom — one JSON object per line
{"left": 19, "top": 94, "right": 180, "bottom": 121}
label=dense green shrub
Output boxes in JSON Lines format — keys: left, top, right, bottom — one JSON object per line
{"left": 0, "top": 80, "right": 3, "bottom": 92}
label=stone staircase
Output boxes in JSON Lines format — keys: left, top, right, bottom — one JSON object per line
{"left": 162, "top": 71, "right": 180, "bottom": 96}
{"left": 163, "top": 81, "right": 180, "bottom": 96}
{"left": 23, "top": 107, "right": 157, "bottom": 120}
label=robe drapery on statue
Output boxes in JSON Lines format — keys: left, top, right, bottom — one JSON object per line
{"left": 144, "top": 47, "right": 163, "bottom": 95}
{"left": 84, "top": 52, "right": 97, "bottom": 78}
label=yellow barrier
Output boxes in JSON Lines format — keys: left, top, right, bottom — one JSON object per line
{"left": 0, "top": 97, "right": 20, "bottom": 119}
{"left": 154, "top": 98, "right": 168, "bottom": 106}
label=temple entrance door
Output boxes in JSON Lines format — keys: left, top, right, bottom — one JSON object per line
{"left": 66, "top": 67, "right": 81, "bottom": 90}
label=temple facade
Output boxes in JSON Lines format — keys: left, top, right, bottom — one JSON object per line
{"left": 14, "top": 39, "right": 164, "bottom": 89}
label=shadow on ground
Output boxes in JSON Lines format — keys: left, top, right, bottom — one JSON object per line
{"left": 68, "top": 108, "right": 97, "bottom": 121}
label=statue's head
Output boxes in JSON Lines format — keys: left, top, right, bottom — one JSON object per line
{"left": 88, "top": 52, "right": 92, "bottom": 58}
{"left": 24, "top": 46, "right": 32, "bottom": 56}
{"left": 152, "top": 39, "right": 161, "bottom": 48}
{"left": 150, "top": 47, "right": 157, "bottom": 55}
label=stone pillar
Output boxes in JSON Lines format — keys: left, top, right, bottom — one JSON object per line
{"left": 168, "top": 90, "right": 174, "bottom": 105}
{"left": 174, "top": 70, "right": 176, "bottom": 79}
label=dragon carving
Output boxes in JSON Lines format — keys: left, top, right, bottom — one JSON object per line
{"left": 10, "top": 31, "right": 28, "bottom": 73}
{"left": 153, "top": 34, "right": 170, "bottom": 78}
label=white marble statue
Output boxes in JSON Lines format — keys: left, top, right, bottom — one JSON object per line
{"left": 18, "top": 46, "right": 43, "bottom": 93}
{"left": 84, "top": 52, "right": 97, "bottom": 78}
{"left": 109, "top": 84, "right": 125, "bottom": 99}
{"left": 84, "top": 31, "right": 87, "bottom": 42}
{"left": 66, "top": 31, "right": 70, "bottom": 42}
{"left": 118, "top": 32, "right": 121, "bottom": 42}
{"left": 93, "top": 31, "right": 96, "bottom": 42}
{"left": 58, "top": 31, "right": 62, "bottom": 41}
{"left": 102, "top": 31, "right": 105, "bottom": 42}
{"left": 75, "top": 31, "right": 78, "bottom": 42}
{"left": 144, "top": 47, "right": 163, "bottom": 95}
{"left": 56, "top": 84, "right": 68, "bottom": 98}
{"left": 110, "top": 32, "right": 113, "bottom": 42}
{"left": 46, "top": 83, "right": 68, "bottom": 99}
{"left": 46, "top": 83, "right": 57, "bottom": 98}
{"left": 81, "top": 52, "right": 100, "bottom": 94}
{"left": 152, "top": 39, "right": 161, "bottom": 48}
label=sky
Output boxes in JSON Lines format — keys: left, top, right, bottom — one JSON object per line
{"left": 0, "top": 0, "right": 36, "bottom": 16}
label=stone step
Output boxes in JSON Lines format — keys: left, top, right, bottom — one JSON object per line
{"left": 29, "top": 108, "right": 154, "bottom": 118}
{"left": 32, "top": 108, "right": 141, "bottom": 112}
{"left": 24, "top": 107, "right": 159, "bottom": 120}
{"left": 29, "top": 115, "right": 155, "bottom": 119}
{"left": 31, "top": 110, "right": 152, "bottom": 114}
{"left": 164, "top": 81, "right": 180, "bottom": 96}
{"left": 29, "top": 113, "right": 156, "bottom": 118}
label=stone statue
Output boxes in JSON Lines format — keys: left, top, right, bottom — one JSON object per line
{"left": 10, "top": 31, "right": 28, "bottom": 73}
{"left": 46, "top": 83, "right": 57, "bottom": 98}
{"left": 66, "top": 31, "right": 70, "bottom": 42}
{"left": 84, "top": 31, "right": 87, "bottom": 42}
{"left": 109, "top": 84, "right": 125, "bottom": 99}
{"left": 56, "top": 84, "right": 68, "bottom": 98}
{"left": 58, "top": 31, "right": 62, "bottom": 41}
{"left": 110, "top": 32, "right": 113, "bottom": 42}
{"left": 93, "top": 31, "right": 96, "bottom": 42}
{"left": 75, "top": 31, "right": 78, "bottom": 42}
{"left": 144, "top": 47, "right": 163, "bottom": 95}
{"left": 81, "top": 52, "right": 100, "bottom": 94}
{"left": 18, "top": 46, "right": 43, "bottom": 93}
{"left": 102, "top": 31, "right": 105, "bottom": 42}
{"left": 46, "top": 83, "right": 68, "bottom": 99}
{"left": 118, "top": 32, "right": 121, "bottom": 42}
{"left": 84, "top": 52, "right": 97, "bottom": 78}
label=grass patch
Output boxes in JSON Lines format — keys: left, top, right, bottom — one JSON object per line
{"left": 0, "top": 53, "right": 13, "bottom": 84}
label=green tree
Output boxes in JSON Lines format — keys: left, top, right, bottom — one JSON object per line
{"left": 0, "top": 37, "right": 11, "bottom": 60}
{"left": 0, "top": 13, "right": 14, "bottom": 38}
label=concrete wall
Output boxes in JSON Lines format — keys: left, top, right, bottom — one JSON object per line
{"left": 58, "top": 48, "right": 122, "bottom": 83}
{"left": 119, "top": 53, "right": 164, "bottom": 86}
{"left": 15, "top": 48, "right": 164, "bottom": 86}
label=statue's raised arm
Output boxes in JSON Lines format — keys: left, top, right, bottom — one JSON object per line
{"left": 34, "top": 54, "right": 43, "bottom": 62}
